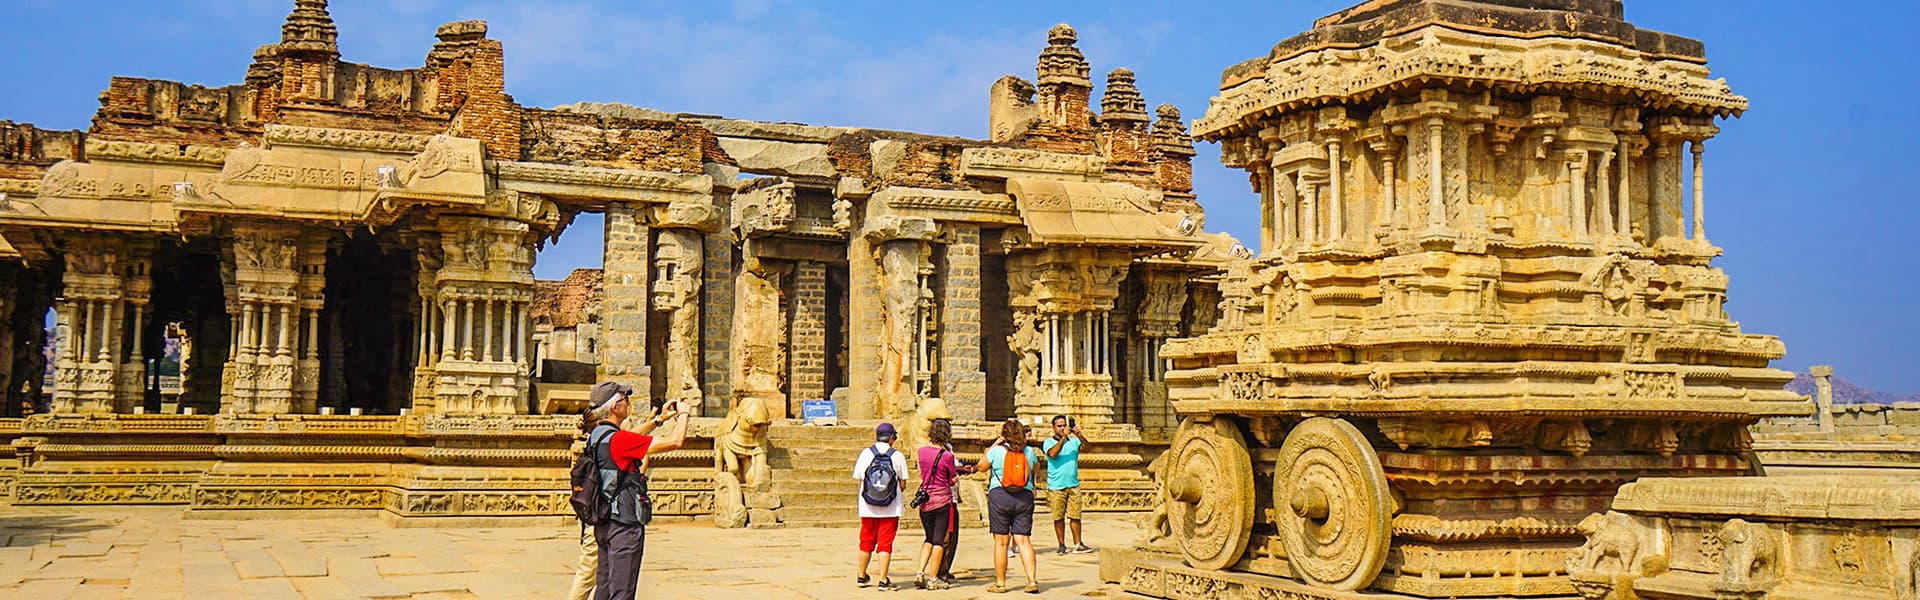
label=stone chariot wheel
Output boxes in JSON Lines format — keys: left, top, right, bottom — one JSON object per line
{"left": 1275, "top": 417, "right": 1393, "bottom": 591}
{"left": 1166, "top": 417, "right": 1256, "bottom": 571}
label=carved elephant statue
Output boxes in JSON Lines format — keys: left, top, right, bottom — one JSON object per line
{"left": 1715, "top": 519, "right": 1779, "bottom": 591}
{"left": 1569, "top": 511, "right": 1644, "bottom": 576}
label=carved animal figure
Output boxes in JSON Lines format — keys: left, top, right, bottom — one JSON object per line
{"left": 1569, "top": 512, "right": 1641, "bottom": 576}
{"left": 715, "top": 396, "right": 773, "bottom": 488}
{"left": 1715, "top": 519, "right": 1778, "bottom": 590}
{"left": 905, "top": 396, "right": 951, "bottom": 454}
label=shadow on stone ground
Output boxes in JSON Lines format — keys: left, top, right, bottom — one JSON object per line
{"left": 0, "top": 505, "right": 1143, "bottom": 599}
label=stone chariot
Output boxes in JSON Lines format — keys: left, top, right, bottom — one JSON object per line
{"left": 1112, "top": 1, "right": 1804, "bottom": 598}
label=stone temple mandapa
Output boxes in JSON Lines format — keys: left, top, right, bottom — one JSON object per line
{"left": 0, "top": 1, "right": 1232, "bottom": 522}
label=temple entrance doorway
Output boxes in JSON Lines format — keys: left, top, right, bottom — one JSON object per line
{"left": 319, "top": 230, "right": 417, "bottom": 415}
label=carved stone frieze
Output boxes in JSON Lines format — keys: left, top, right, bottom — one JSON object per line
{"left": 263, "top": 124, "right": 431, "bottom": 154}
{"left": 958, "top": 146, "right": 1105, "bottom": 181}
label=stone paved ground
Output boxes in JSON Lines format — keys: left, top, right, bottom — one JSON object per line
{"left": 0, "top": 505, "right": 1139, "bottom": 599}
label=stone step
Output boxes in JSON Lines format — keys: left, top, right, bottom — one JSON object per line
{"left": 777, "top": 506, "right": 858, "bottom": 521}
{"left": 780, "top": 518, "right": 860, "bottom": 528}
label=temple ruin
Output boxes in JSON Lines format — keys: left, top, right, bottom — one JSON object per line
{"left": 0, "top": 1, "right": 1231, "bottom": 520}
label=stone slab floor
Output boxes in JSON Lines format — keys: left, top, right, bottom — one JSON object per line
{"left": 0, "top": 505, "right": 1140, "bottom": 599}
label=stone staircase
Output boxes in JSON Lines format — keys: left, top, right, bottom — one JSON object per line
{"left": 766, "top": 423, "right": 901, "bottom": 528}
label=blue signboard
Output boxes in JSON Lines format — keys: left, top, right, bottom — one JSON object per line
{"left": 801, "top": 400, "right": 837, "bottom": 425}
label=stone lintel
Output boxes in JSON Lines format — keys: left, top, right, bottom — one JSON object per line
{"left": 492, "top": 161, "right": 712, "bottom": 204}
{"left": 872, "top": 186, "right": 1019, "bottom": 224}
{"left": 649, "top": 201, "right": 722, "bottom": 233}
{"left": 861, "top": 214, "right": 939, "bottom": 243}
{"left": 958, "top": 146, "right": 1105, "bottom": 181}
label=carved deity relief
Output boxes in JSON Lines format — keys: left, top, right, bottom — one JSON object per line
{"left": 731, "top": 258, "right": 789, "bottom": 408}
{"left": 875, "top": 240, "right": 929, "bottom": 416}
{"left": 653, "top": 230, "right": 704, "bottom": 403}
{"left": 1009, "top": 310, "right": 1043, "bottom": 405}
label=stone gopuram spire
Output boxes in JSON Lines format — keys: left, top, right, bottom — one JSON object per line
{"left": 1098, "top": 67, "right": 1153, "bottom": 185}
{"left": 279, "top": 0, "right": 339, "bottom": 58}
{"left": 1099, "top": 68, "right": 1148, "bottom": 123}
{"left": 1036, "top": 24, "right": 1091, "bottom": 131}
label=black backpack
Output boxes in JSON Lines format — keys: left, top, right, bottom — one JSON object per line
{"left": 569, "top": 425, "right": 617, "bottom": 525}
{"left": 861, "top": 445, "right": 900, "bottom": 506}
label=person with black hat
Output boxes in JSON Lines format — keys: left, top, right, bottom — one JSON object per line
{"left": 566, "top": 382, "right": 690, "bottom": 600}
{"left": 578, "top": 380, "right": 688, "bottom": 600}
{"left": 853, "top": 422, "right": 908, "bottom": 591}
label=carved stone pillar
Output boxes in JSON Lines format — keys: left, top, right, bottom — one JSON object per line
{"left": 600, "top": 201, "right": 651, "bottom": 396}
{"left": 731, "top": 254, "right": 790, "bottom": 418}
{"left": 421, "top": 215, "right": 534, "bottom": 415}
{"left": 1810, "top": 365, "right": 1834, "bottom": 434}
{"left": 1690, "top": 140, "right": 1707, "bottom": 243}
{"left": 51, "top": 237, "right": 128, "bottom": 413}
{"left": 1566, "top": 150, "right": 1589, "bottom": 241}
{"left": 867, "top": 216, "right": 937, "bottom": 419}
{"left": 938, "top": 225, "right": 986, "bottom": 421}
{"left": 650, "top": 202, "right": 718, "bottom": 406}
{"left": 220, "top": 224, "right": 304, "bottom": 414}
{"left": 1425, "top": 117, "right": 1447, "bottom": 232}
{"left": 1006, "top": 247, "right": 1127, "bottom": 423}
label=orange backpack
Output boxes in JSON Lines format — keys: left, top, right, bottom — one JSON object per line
{"left": 998, "top": 445, "right": 1030, "bottom": 490}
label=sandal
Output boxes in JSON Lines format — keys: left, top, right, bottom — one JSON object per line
{"left": 1024, "top": 581, "right": 1040, "bottom": 594}
{"left": 988, "top": 582, "right": 1009, "bottom": 594}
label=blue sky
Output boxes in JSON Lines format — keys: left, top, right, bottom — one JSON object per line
{"left": 2, "top": 1, "right": 1916, "bottom": 392}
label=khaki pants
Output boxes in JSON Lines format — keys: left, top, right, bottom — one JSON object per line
{"left": 567, "top": 525, "right": 597, "bottom": 600}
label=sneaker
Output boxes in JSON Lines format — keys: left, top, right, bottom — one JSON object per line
{"left": 1007, "top": 546, "right": 1019, "bottom": 558}
{"left": 877, "top": 579, "right": 897, "bottom": 591}
{"left": 857, "top": 574, "right": 871, "bottom": 587}
{"left": 927, "top": 578, "right": 952, "bottom": 591}
{"left": 1072, "top": 544, "right": 1096, "bottom": 554}
{"left": 1055, "top": 545, "right": 1069, "bottom": 556}
{"left": 914, "top": 573, "right": 926, "bottom": 590}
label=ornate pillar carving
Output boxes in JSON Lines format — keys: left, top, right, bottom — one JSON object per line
{"left": 731, "top": 253, "right": 790, "bottom": 417}
{"left": 420, "top": 214, "right": 534, "bottom": 415}
{"left": 220, "top": 223, "right": 303, "bottom": 414}
{"left": 1690, "top": 140, "right": 1706, "bottom": 243}
{"left": 864, "top": 215, "right": 936, "bottom": 419}
{"left": 650, "top": 200, "right": 718, "bottom": 406}
{"left": 52, "top": 235, "right": 143, "bottom": 413}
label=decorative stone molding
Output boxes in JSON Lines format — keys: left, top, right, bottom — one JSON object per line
{"left": 85, "top": 138, "right": 230, "bottom": 166}
{"left": 493, "top": 160, "right": 712, "bottom": 199}
{"left": 958, "top": 147, "right": 1105, "bottom": 181}
{"left": 1197, "top": 31, "right": 1747, "bottom": 138}
{"left": 263, "top": 124, "right": 430, "bottom": 154}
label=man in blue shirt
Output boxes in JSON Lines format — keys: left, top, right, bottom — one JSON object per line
{"left": 1043, "top": 414, "right": 1093, "bottom": 555}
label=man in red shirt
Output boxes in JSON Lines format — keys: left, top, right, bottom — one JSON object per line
{"left": 582, "top": 381, "right": 687, "bottom": 600}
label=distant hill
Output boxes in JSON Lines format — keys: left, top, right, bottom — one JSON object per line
{"left": 1785, "top": 372, "right": 1920, "bottom": 405}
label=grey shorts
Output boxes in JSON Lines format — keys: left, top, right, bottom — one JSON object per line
{"left": 987, "top": 486, "right": 1034, "bottom": 536}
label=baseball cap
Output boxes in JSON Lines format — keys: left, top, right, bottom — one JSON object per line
{"left": 589, "top": 381, "right": 633, "bottom": 412}
{"left": 875, "top": 422, "right": 897, "bottom": 441}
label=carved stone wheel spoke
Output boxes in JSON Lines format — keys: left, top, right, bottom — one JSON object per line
{"left": 1166, "top": 418, "right": 1255, "bottom": 571}
{"left": 1276, "top": 417, "right": 1393, "bottom": 591}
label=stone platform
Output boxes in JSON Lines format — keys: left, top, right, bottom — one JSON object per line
{"left": 1099, "top": 546, "right": 1579, "bottom": 600}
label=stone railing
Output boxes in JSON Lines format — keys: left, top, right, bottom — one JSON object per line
{"left": 1568, "top": 475, "right": 1920, "bottom": 600}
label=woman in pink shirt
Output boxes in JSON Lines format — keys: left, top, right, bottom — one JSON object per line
{"left": 912, "top": 418, "right": 971, "bottom": 589}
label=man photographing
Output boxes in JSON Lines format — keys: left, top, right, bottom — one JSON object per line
{"left": 1043, "top": 414, "right": 1093, "bottom": 555}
